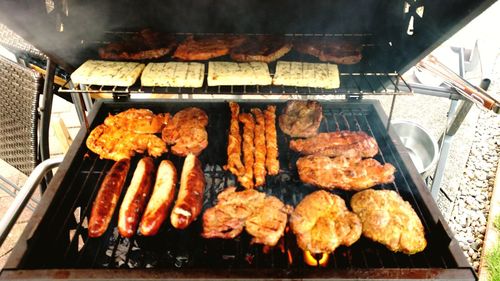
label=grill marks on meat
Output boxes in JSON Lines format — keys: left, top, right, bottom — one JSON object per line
{"left": 264, "top": 105, "right": 279, "bottom": 175}
{"left": 224, "top": 102, "right": 245, "bottom": 176}
{"left": 99, "top": 29, "right": 176, "bottom": 60}
{"left": 251, "top": 108, "right": 267, "bottom": 187}
{"left": 162, "top": 107, "right": 209, "bottom": 157}
{"left": 290, "top": 131, "right": 379, "bottom": 158}
{"left": 279, "top": 100, "right": 323, "bottom": 138}
{"left": 295, "top": 38, "right": 363, "bottom": 64}
{"left": 238, "top": 113, "right": 255, "bottom": 189}
{"left": 351, "top": 189, "right": 427, "bottom": 254}
{"left": 202, "top": 187, "right": 292, "bottom": 247}
{"left": 173, "top": 35, "right": 246, "bottom": 61}
{"left": 297, "top": 155, "right": 396, "bottom": 191}
{"left": 86, "top": 109, "right": 169, "bottom": 161}
{"left": 230, "top": 35, "right": 292, "bottom": 63}
{"left": 290, "top": 190, "right": 362, "bottom": 254}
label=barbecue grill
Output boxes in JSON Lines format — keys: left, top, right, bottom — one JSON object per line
{"left": 0, "top": 0, "right": 497, "bottom": 280}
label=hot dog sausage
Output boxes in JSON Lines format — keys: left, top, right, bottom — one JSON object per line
{"left": 88, "top": 159, "right": 131, "bottom": 238}
{"left": 139, "top": 160, "right": 177, "bottom": 236}
{"left": 118, "top": 157, "right": 155, "bottom": 238}
{"left": 170, "top": 153, "right": 206, "bottom": 229}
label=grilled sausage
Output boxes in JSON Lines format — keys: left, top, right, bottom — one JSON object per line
{"left": 139, "top": 160, "right": 177, "bottom": 236}
{"left": 170, "top": 153, "right": 206, "bottom": 229}
{"left": 88, "top": 159, "right": 131, "bottom": 238}
{"left": 118, "top": 157, "right": 155, "bottom": 238}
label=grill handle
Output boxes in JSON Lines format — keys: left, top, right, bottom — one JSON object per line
{"left": 0, "top": 157, "right": 63, "bottom": 248}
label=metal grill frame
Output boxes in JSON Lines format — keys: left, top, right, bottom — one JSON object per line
{"left": 1, "top": 99, "right": 475, "bottom": 280}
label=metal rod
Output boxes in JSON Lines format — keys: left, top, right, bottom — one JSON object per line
{"left": 39, "top": 58, "right": 56, "bottom": 190}
{"left": 0, "top": 157, "right": 63, "bottom": 248}
{"left": 69, "top": 81, "right": 88, "bottom": 128}
{"left": 386, "top": 95, "right": 397, "bottom": 130}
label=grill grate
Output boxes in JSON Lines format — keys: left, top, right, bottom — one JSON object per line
{"left": 13, "top": 100, "right": 465, "bottom": 277}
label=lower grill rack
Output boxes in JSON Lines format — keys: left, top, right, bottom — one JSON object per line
{"left": 1, "top": 100, "right": 475, "bottom": 280}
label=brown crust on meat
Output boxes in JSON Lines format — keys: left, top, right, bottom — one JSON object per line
{"left": 296, "top": 155, "right": 396, "bottom": 191}
{"left": 230, "top": 36, "right": 292, "bottom": 63}
{"left": 238, "top": 113, "right": 255, "bottom": 189}
{"left": 224, "top": 102, "right": 245, "bottom": 176}
{"left": 279, "top": 100, "right": 323, "bottom": 138}
{"left": 173, "top": 35, "right": 246, "bottom": 61}
{"left": 170, "top": 153, "right": 206, "bottom": 229}
{"left": 89, "top": 159, "right": 131, "bottom": 238}
{"left": 251, "top": 108, "right": 267, "bottom": 187}
{"left": 264, "top": 105, "right": 279, "bottom": 175}
{"left": 295, "top": 39, "right": 363, "bottom": 65}
{"left": 118, "top": 157, "right": 155, "bottom": 238}
{"left": 289, "top": 131, "right": 379, "bottom": 158}
{"left": 139, "top": 160, "right": 177, "bottom": 236}
{"left": 99, "top": 29, "right": 176, "bottom": 60}
{"left": 162, "top": 107, "right": 209, "bottom": 157}
{"left": 290, "top": 190, "right": 362, "bottom": 254}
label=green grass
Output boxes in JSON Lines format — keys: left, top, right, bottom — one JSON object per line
{"left": 494, "top": 215, "right": 500, "bottom": 231}
{"left": 486, "top": 244, "right": 500, "bottom": 281}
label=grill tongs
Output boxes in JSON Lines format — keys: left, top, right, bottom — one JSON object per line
{"left": 417, "top": 55, "right": 500, "bottom": 113}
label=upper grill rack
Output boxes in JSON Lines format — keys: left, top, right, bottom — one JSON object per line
{"left": 59, "top": 72, "right": 411, "bottom": 96}
{"left": 58, "top": 32, "right": 412, "bottom": 96}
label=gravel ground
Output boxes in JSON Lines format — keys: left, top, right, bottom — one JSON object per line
{"left": 443, "top": 51, "right": 500, "bottom": 272}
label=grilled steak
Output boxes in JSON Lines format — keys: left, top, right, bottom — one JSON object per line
{"left": 295, "top": 38, "right": 362, "bottom": 64}
{"left": 296, "top": 155, "right": 395, "bottom": 191}
{"left": 289, "top": 131, "right": 379, "bottom": 158}
{"left": 230, "top": 36, "right": 292, "bottom": 63}
{"left": 202, "top": 187, "right": 292, "bottom": 247}
{"left": 351, "top": 189, "right": 427, "bottom": 254}
{"left": 173, "top": 35, "right": 246, "bottom": 61}
{"left": 290, "top": 190, "right": 362, "bottom": 254}
{"left": 162, "top": 107, "right": 209, "bottom": 157}
{"left": 99, "top": 29, "right": 176, "bottom": 60}
{"left": 279, "top": 100, "right": 323, "bottom": 138}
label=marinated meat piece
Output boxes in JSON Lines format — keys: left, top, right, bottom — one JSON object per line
{"left": 238, "top": 113, "right": 255, "bottom": 189}
{"left": 251, "top": 108, "right": 267, "bottom": 187}
{"left": 162, "top": 107, "right": 209, "bottom": 156}
{"left": 86, "top": 111, "right": 168, "bottom": 162}
{"left": 264, "top": 105, "right": 280, "bottom": 175}
{"left": 290, "top": 131, "right": 379, "bottom": 158}
{"left": 296, "top": 155, "right": 396, "bottom": 191}
{"left": 230, "top": 35, "right": 292, "bottom": 63}
{"left": 104, "top": 108, "right": 170, "bottom": 134}
{"left": 202, "top": 187, "right": 292, "bottom": 247}
{"left": 351, "top": 189, "right": 427, "bottom": 254}
{"left": 224, "top": 102, "right": 245, "bottom": 177}
{"left": 173, "top": 35, "right": 246, "bottom": 61}
{"left": 246, "top": 196, "right": 292, "bottom": 246}
{"left": 295, "top": 38, "right": 363, "bottom": 64}
{"left": 290, "top": 190, "right": 362, "bottom": 254}
{"left": 99, "top": 29, "right": 176, "bottom": 60}
{"left": 279, "top": 100, "right": 323, "bottom": 138}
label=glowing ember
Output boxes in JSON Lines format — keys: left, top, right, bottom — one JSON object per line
{"left": 303, "top": 251, "right": 329, "bottom": 267}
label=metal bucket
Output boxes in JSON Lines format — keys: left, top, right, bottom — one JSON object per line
{"left": 391, "top": 120, "right": 439, "bottom": 178}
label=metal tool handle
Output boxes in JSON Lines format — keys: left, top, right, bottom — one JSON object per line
{"left": 0, "top": 157, "right": 63, "bottom": 248}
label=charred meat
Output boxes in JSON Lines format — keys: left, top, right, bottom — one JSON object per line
{"left": 279, "top": 100, "right": 323, "bottom": 138}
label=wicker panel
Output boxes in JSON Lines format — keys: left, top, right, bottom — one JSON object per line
{"left": 0, "top": 23, "right": 47, "bottom": 60}
{"left": 0, "top": 56, "right": 41, "bottom": 175}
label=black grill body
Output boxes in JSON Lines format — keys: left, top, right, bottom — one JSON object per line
{"left": 1, "top": 99, "right": 475, "bottom": 280}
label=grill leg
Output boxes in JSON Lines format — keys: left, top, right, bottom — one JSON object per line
{"left": 39, "top": 58, "right": 56, "bottom": 192}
